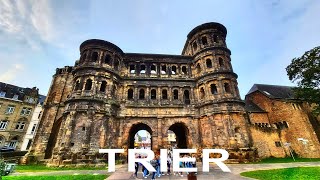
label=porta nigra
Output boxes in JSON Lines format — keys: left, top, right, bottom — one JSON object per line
{"left": 28, "top": 22, "right": 320, "bottom": 166}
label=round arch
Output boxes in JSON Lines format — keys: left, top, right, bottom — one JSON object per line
{"left": 128, "top": 123, "right": 153, "bottom": 149}
{"left": 168, "top": 122, "right": 190, "bottom": 149}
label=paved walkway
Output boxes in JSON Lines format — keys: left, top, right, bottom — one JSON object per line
{"left": 11, "top": 162, "right": 320, "bottom": 180}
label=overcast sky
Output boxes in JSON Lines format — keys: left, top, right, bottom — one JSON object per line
{"left": 0, "top": 0, "right": 319, "bottom": 98}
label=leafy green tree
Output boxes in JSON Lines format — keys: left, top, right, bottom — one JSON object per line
{"left": 286, "top": 46, "right": 320, "bottom": 115}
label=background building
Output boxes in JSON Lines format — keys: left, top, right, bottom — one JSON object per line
{"left": 21, "top": 95, "right": 46, "bottom": 151}
{"left": 0, "top": 82, "right": 39, "bottom": 151}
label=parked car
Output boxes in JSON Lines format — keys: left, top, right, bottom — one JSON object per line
{"left": 2, "top": 163, "right": 16, "bottom": 176}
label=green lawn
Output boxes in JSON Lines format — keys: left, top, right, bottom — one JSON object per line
{"left": 252, "top": 157, "right": 320, "bottom": 164}
{"left": 241, "top": 167, "right": 320, "bottom": 180}
{"left": 2, "top": 175, "right": 108, "bottom": 180}
{"left": 15, "top": 165, "right": 108, "bottom": 172}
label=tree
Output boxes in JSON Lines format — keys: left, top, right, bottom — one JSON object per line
{"left": 286, "top": 46, "right": 320, "bottom": 115}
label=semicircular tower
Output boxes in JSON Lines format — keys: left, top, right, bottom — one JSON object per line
{"left": 183, "top": 23, "right": 249, "bottom": 149}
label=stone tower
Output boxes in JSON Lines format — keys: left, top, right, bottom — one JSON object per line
{"left": 30, "top": 22, "right": 253, "bottom": 165}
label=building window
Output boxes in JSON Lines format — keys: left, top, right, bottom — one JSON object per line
{"left": 199, "top": 87, "right": 205, "bottom": 99}
{"left": 193, "top": 42, "right": 197, "bottom": 50}
{"left": 38, "top": 111, "right": 42, "bottom": 119}
{"left": 6, "top": 105, "right": 15, "bottom": 114}
{"left": 206, "top": 59, "right": 212, "bottom": 68}
{"left": 224, "top": 83, "right": 231, "bottom": 93}
{"left": 85, "top": 79, "right": 92, "bottom": 90}
{"left": 211, "top": 84, "right": 218, "bottom": 94}
{"left": 0, "top": 120, "right": 8, "bottom": 130}
{"left": 182, "top": 66, "right": 187, "bottom": 75}
{"left": 201, "top": 36, "right": 208, "bottom": 45}
{"left": 114, "top": 59, "right": 120, "bottom": 70}
{"left": 20, "top": 107, "right": 27, "bottom": 116}
{"left": 31, "top": 124, "right": 37, "bottom": 134}
{"left": 171, "top": 66, "right": 177, "bottom": 75}
{"left": 130, "top": 65, "right": 136, "bottom": 74}
{"left": 127, "top": 89, "right": 134, "bottom": 100}
{"left": 81, "top": 52, "right": 87, "bottom": 61}
{"left": 139, "top": 89, "right": 145, "bottom": 99}
{"left": 26, "top": 139, "right": 32, "bottom": 150}
{"left": 151, "top": 65, "right": 157, "bottom": 74}
{"left": 219, "top": 57, "right": 224, "bottom": 67}
{"left": 104, "top": 54, "right": 111, "bottom": 64}
{"left": 213, "top": 35, "right": 218, "bottom": 43}
{"left": 151, "top": 89, "right": 157, "bottom": 100}
{"left": 15, "top": 121, "right": 26, "bottom": 130}
{"left": 162, "top": 89, "right": 168, "bottom": 99}
{"left": 13, "top": 94, "right": 19, "bottom": 100}
{"left": 0, "top": 91, "right": 6, "bottom": 97}
{"left": 140, "top": 65, "right": 146, "bottom": 74}
{"left": 161, "top": 65, "right": 166, "bottom": 74}
{"left": 92, "top": 52, "right": 99, "bottom": 62}
{"left": 75, "top": 80, "right": 81, "bottom": 91}
{"left": 100, "top": 81, "right": 107, "bottom": 92}
{"left": 9, "top": 137, "right": 18, "bottom": 149}
{"left": 184, "top": 90, "right": 190, "bottom": 104}
{"left": 173, "top": 89, "right": 179, "bottom": 100}
{"left": 82, "top": 126, "right": 86, "bottom": 131}
{"left": 196, "top": 64, "right": 201, "bottom": 74}
{"left": 275, "top": 141, "right": 281, "bottom": 147}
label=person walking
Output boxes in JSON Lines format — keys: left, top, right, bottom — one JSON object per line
{"left": 150, "top": 156, "right": 159, "bottom": 180}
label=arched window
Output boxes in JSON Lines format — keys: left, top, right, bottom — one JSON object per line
{"left": 201, "top": 36, "right": 208, "bottom": 45}
{"left": 206, "top": 59, "right": 212, "bottom": 68}
{"left": 100, "top": 81, "right": 107, "bottom": 92}
{"left": 139, "top": 89, "right": 145, "bottom": 99}
{"left": 114, "top": 59, "right": 119, "bottom": 70}
{"left": 182, "top": 66, "right": 187, "bottom": 75}
{"left": 213, "top": 35, "right": 218, "bottom": 43}
{"left": 173, "top": 89, "right": 179, "bottom": 100}
{"left": 130, "top": 65, "right": 135, "bottom": 74}
{"left": 140, "top": 65, "right": 146, "bottom": 74}
{"left": 184, "top": 90, "right": 190, "bottom": 104}
{"left": 128, "top": 89, "right": 133, "bottom": 100}
{"left": 81, "top": 52, "right": 87, "bottom": 62}
{"left": 199, "top": 87, "right": 205, "bottom": 99}
{"left": 75, "top": 80, "right": 81, "bottom": 91}
{"left": 162, "top": 89, "right": 168, "bottom": 99}
{"left": 151, "top": 89, "right": 157, "bottom": 99}
{"left": 104, "top": 54, "right": 111, "bottom": 64}
{"left": 224, "top": 83, "right": 231, "bottom": 93}
{"left": 85, "top": 79, "right": 92, "bottom": 90}
{"left": 193, "top": 42, "right": 197, "bottom": 51}
{"left": 196, "top": 64, "right": 201, "bottom": 74}
{"left": 210, "top": 84, "right": 218, "bottom": 94}
{"left": 161, "top": 65, "right": 166, "bottom": 74}
{"left": 171, "top": 66, "right": 177, "bottom": 75}
{"left": 92, "top": 52, "right": 98, "bottom": 62}
{"left": 219, "top": 58, "right": 224, "bottom": 67}
{"left": 151, "top": 65, "right": 156, "bottom": 74}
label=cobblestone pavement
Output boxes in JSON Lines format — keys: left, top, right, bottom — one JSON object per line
{"left": 11, "top": 162, "right": 320, "bottom": 180}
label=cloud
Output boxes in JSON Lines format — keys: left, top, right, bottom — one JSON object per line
{"left": 0, "top": 63, "right": 24, "bottom": 82}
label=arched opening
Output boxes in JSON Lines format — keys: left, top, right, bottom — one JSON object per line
{"left": 206, "top": 59, "right": 212, "bottom": 68}
{"left": 199, "top": 87, "right": 205, "bottom": 99}
{"left": 74, "top": 80, "right": 81, "bottom": 91}
{"left": 139, "top": 89, "right": 145, "bottom": 99}
{"left": 85, "top": 79, "right": 92, "bottom": 90}
{"left": 81, "top": 52, "right": 87, "bottom": 62}
{"left": 161, "top": 65, "right": 166, "bottom": 74}
{"left": 150, "top": 89, "right": 156, "bottom": 100}
{"left": 114, "top": 59, "right": 119, "bottom": 70}
{"left": 182, "top": 66, "right": 187, "bottom": 75}
{"left": 151, "top": 65, "right": 156, "bottom": 74}
{"left": 210, "top": 84, "right": 218, "bottom": 94}
{"left": 104, "top": 54, "right": 111, "bottom": 64}
{"left": 162, "top": 89, "right": 168, "bottom": 99}
{"left": 130, "top": 65, "right": 135, "bottom": 74}
{"left": 213, "top": 35, "right": 218, "bottom": 43}
{"left": 184, "top": 90, "right": 190, "bottom": 104}
{"left": 140, "top": 65, "right": 146, "bottom": 74}
{"left": 196, "top": 64, "right": 201, "bottom": 74}
{"left": 100, "top": 81, "right": 107, "bottom": 92}
{"left": 45, "top": 118, "right": 63, "bottom": 159}
{"left": 173, "top": 89, "right": 179, "bottom": 100}
{"left": 224, "top": 83, "right": 231, "bottom": 93}
{"left": 127, "top": 89, "right": 134, "bottom": 100}
{"left": 219, "top": 57, "right": 224, "bottom": 67}
{"left": 201, "top": 36, "right": 208, "bottom": 45}
{"left": 168, "top": 123, "right": 189, "bottom": 148}
{"left": 92, "top": 52, "right": 99, "bottom": 62}
{"left": 129, "top": 123, "right": 152, "bottom": 150}
{"left": 171, "top": 66, "right": 177, "bottom": 75}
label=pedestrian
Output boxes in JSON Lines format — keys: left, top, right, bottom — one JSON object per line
{"left": 150, "top": 156, "right": 159, "bottom": 180}
{"left": 167, "top": 155, "right": 172, "bottom": 175}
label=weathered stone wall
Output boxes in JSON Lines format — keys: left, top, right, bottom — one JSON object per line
{"left": 247, "top": 91, "right": 320, "bottom": 158}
